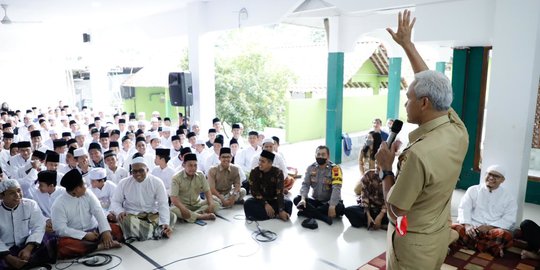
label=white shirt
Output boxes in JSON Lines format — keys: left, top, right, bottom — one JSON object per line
{"left": 457, "top": 185, "right": 517, "bottom": 230}
{"left": 51, "top": 190, "right": 111, "bottom": 240}
{"left": 106, "top": 166, "right": 129, "bottom": 185}
{"left": 150, "top": 166, "right": 175, "bottom": 195}
{"left": 194, "top": 149, "right": 210, "bottom": 172}
{"left": 30, "top": 186, "right": 66, "bottom": 218}
{"left": 249, "top": 152, "right": 288, "bottom": 179}
{"left": 89, "top": 181, "right": 117, "bottom": 214}
{"left": 0, "top": 150, "right": 11, "bottom": 177}
{"left": 110, "top": 174, "right": 170, "bottom": 226}
{"left": 168, "top": 157, "right": 183, "bottom": 171}
{"left": 204, "top": 153, "right": 220, "bottom": 175}
{"left": 0, "top": 199, "right": 46, "bottom": 252}
{"left": 235, "top": 145, "right": 261, "bottom": 174}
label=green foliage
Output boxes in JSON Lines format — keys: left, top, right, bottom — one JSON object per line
{"left": 214, "top": 30, "right": 295, "bottom": 132}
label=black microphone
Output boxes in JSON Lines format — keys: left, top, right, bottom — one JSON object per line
{"left": 386, "top": 120, "right": 403, "bottom": 146}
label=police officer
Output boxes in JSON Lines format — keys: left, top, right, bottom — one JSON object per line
{"left": 294, "top": 145, "right": 344, "bottom": 225}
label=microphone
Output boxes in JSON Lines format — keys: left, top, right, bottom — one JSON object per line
{"left": 386, "top": 120, "right": 403, "bottom": 146}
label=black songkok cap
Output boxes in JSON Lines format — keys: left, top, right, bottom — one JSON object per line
{"left": 135, "top": 136, "right": 146, "bottom": 144}
{"left": 176, "top": 129, "right": 185, "bottom": 135}
{"left": 30, "top": 130, "right": 41, "bottom": 138}
{"left": 18, "top": 141, "right": 31, "bottom": 148}
{"left": 180, "top": 147, "right": 192, "bottom": 156}
{"left": 109, "top": 141, "right": 119, "bottom": 148}
{"left": 61, "top": 169, "right": 84, "bottom": 192}
{"left": 171, "top": 135, "right": 180, "bottom": 141}
{"left": 184, "top": 153, "right": 197, "bottom": 162}
{"left": 88, "top": 142, "right": 101, "bottom": 151}
{"left": 155, "top": 148, "right": 170, "bottom": 158}
{"left": 187, "top": 132, "right": 196, "bottom": 139}
{"left": 212, "top": 117, "right": 220, "bottom": 124}
{"left": 121, "top": 136, "right": 130, "bottom": 142}
{"left": 248, "top": 131, "right": 259, "bottom": 136}
{"left": 3, "top": 132, "right": 14, "bottom": 139}
{"left": 229, "top": 138, "right": 238, "bottom": 145}
{"left": 219, "top": 147, "right": 231, "bottom": 156}
{"left": 32, "top": 150, "right": 46, "bottom": 160}
{"left": 67, "top": 139, "right": 77, "bottom": 146}
{"left": 232, "top": 123, "right": 241, "bottom": 129}
{"left": 62, "top": 132, "right": 71, "bottom": 137}
{"left": 69, "top": 120, "right": 77, "bottom": 126}
{"left": 119, "top": 119, "right": 126, "bottom": 124}
{"left": 260, "top": 150, "right": 275, "bottom": 162}
{"left": 208, "top": 128, "right": 216, "bottom": 133}
{"left": 214, "top": 136, "right": 224, "bottom": 146}
{"left": 2, "top": 123, "right": 12, "bottom": 129}
{"left": 272, "top": 136, "right": 280, "bottom": 145}
{"left": 53, "top": 139, "right": 67, "bottom": 148}
{"left": 104, "top": 150, "right": 116, "bottom": 159}
{"left": 111, "top": 130, "right": 120, "bottom": 135}
{"left": 99, "top": 132, "right": 109, "bottom": 138}
{"left": 37, "top": 170, "right": 57, "bottom": 186}
{"left": 45, "top": 151, "right": 60, "bottom": 163}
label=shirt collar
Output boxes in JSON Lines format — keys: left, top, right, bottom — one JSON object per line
{"left": 408, "top": 109, "right": 455, "bottom": 143}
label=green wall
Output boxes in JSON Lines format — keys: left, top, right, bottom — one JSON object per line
{"left": 350, "top": 60, "right": 389, "bottom": 95}
{"left": 123, "top": 87, "right": 186, "bottom": 121}
{"left": 286, "top": 93, "right": 406, "bottom": 143}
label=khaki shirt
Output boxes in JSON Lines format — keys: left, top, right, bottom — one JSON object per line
{"left": 387, "top": 109, "right": 468, "bottom": 234}
{"left": 171, "top": 170, "right": 210, "bottom": 207}
{"left": 207, "top": 163, "right": 241, "bottom": 195}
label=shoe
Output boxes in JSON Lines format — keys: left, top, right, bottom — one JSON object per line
{"left": 301, "top": 218, "right": 318, "bottom": 230}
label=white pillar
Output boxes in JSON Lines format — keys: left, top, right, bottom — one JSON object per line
{"left": 482, "top": 0, "right": 540, "bottom": 223}
{"left": 87, "top": 33, "right": 112, "bottom": 114}
{"left": 187, "top": 2, "right": 216, "bottom": 132}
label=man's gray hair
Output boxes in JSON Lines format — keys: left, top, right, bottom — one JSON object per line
{"left": 0, "top": 179, "right": 20, "bottom": 193}
{"left": 412, "top": 70, "right": 453, "bottom": 111}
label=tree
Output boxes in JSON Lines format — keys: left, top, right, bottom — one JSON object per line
{"left": 214, "top": 37, "right": 295, "bottom": 132}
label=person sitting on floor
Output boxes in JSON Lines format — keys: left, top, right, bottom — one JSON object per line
{"left": 110, "top": 157, "right": 176, "bottom": 242}
{"left": 51, "top": 169, "right": 122, "bottom": 259}
{"left": 88, "top": 168, "right": 117, "bottom": 221}
{"left": 207, "top": 147, "right": 246, "bottom": 208}
{"left": 451, "top": 164, "right": 517, "bottom": 257}
{"left": 344, "top": 168, "right": 388, "bottom": 230}
{"left": 244, "top": 150, "right": 292, "bottom": 221}
{"left": 0, "top": 179, "right": 56, "bottom": 269}
{"left": 520, "top": 219, "right": 540, "bottom": 260}
{"left": 170, "top": 153, "right": 220, "bottom": 222}
{"left": 358, "top": 131, "right": 382, "bottom": 175}
{"left": 294, "top": 145, "right": 344, "bottom": 225}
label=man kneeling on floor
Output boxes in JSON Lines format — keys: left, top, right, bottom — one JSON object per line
{"left": 0, "top": 179, "right": 56, "bottom": 269}
{"left": 170, "top": 153, "right": 220, "bottom": 222}
{"left": 294, "top": 145, "right": 345, "bottom": 225}
{"left": 451, "top": 164, "right": 517, "bottom": 257}
{"left": 208, "top": 147, "right": 246, "bottom": 208}
{"left": 51, "top": 169, "right": 122, "bottom": 259}
{"left": 244, "top": 150, "right": 292, "bottom": 221}
{"left": 110, "top": 157, "right": 176, "bottom": 242}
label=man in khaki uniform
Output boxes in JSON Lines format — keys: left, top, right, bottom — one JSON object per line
{"left": 376, "top": 10, "right": 469, "bottom": 269}
{"left": 170, "top": 153, "right": 220, "bottom": 223}
{"left": 207, "top": 147, "right": 246, "bottom": 208}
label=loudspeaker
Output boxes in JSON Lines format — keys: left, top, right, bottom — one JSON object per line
{"left": 83, "top": 33, "right": 91, "bottom": 43}
{"left": 120, "top": 86, "right": 135, "bottom": 99}
{"left": 169, "top": 72, "right": 193, "bottom": 106}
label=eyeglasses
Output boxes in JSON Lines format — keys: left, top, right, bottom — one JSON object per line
{"left": 487, "top": 172, "right": 503, "bottom": 180}
{"left": 132, "top": 169, "right": 146, "bottom": 174}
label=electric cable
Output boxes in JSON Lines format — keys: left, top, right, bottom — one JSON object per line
{"left": 54, "top": 253, "right": 122, "bottom": 270}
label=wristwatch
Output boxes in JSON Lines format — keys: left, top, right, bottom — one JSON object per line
{"left": 379, "top": 170, "right": 394, "bottom": 180}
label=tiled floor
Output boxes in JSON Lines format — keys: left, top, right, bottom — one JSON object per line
{"left": 59, "top": 138, "right": 540, "bottom": 270}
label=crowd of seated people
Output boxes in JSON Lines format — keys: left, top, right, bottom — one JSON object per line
{"left": 0, "top": 103, "right": 538, "bottom": 269}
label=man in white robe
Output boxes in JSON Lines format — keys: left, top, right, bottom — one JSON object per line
{"left": 51, "top": 169, "right": 121, "bottom": 259}
{"left": 110, "top": 157, "right": 176, "bottom": 242}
